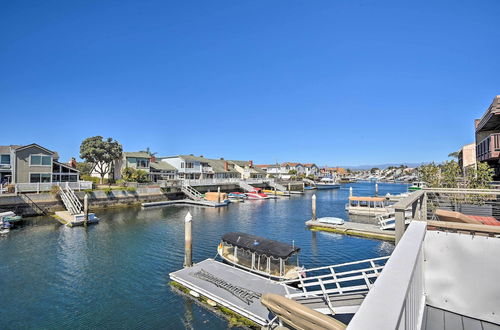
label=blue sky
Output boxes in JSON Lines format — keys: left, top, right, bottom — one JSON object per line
{"left": 1, "top": 0, "right": 499, "bottom": 166}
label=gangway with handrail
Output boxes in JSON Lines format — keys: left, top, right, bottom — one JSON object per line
{"left": 281, "top": 256, "right": 390, "bottom": 315}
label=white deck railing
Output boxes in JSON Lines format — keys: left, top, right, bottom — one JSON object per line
{"left": 182, "top": 178, "right": 271, "bottom": 187}
{"left": 348, "top": 221, "right": 427, "bottom": 330}
{"left": 14, "top": 181, "right": 93, "bottom": 193}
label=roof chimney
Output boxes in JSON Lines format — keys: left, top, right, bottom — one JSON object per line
{"left": 69, "top": 157, "right": 77, "bottom": 168}
{"left": 249, "top": 160, "right": 253, "bottom": 168}
{"left": 220, "top": 157, "right": 224, "bottom": 160}
{"left": 150, "top": 155, "right": 156, "bottom": 163}
{"left": 224, "top": 161, "right": 229, "bottom": 171}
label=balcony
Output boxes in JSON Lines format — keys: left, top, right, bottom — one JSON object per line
{"left": 476, "top": 133, "right": 500, "bottom": 161}
{"left": 202, "top": 166, "right": 213, "bottom": 173}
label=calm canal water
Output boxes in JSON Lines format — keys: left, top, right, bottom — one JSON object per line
{"left": 0, "top": 182, "right": 408, "bottom": 329}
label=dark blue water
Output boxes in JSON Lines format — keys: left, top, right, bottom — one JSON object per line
{"left": 0, "top": 182, "right": 408, "bottom": 329}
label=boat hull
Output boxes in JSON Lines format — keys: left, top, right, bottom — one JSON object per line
{"left": 316, "top": 184, "right": 341, "bottom": 189}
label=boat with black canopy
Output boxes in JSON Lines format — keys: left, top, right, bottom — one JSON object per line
{"left": 217, "top": 232, "right": 304, "bottom": 281}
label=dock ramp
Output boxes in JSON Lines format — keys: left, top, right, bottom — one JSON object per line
{"left": 181, "top": 184, "right": 204, "bottom": 200}
{"left": 237, "top": 181, "right": 255, "bottom": 192}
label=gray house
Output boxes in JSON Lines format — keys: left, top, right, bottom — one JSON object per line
{"left": 0, "top": 143, "right": 79, "bottom": 185}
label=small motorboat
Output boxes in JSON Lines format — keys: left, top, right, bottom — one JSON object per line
{"left": 228, "top": 192, "right": 246, "bottom": 199}
{"left": 315, "top": 178, "right": 341, "bottom": 190}
{"left": 0, "top": 211, "right": 22, "bottom": 223}
{"left": 218, "top": 232, "right": 304, "bottom": 281}
{"left": 409, "top": 182, "right": 425, "bottom": 191}
{"left": 245, "top": 188, "right": 269, "bottom": 199}
{"left": 317, "top": 217, "right": 345, "bottom": 225}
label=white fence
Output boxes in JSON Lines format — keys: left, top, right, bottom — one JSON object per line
{"left": 12, "top": 181, "right": 93, "bottom": 194}
{"left": 182, "top": 178, "right": 272, "bottom": 187}
{"left": 348, "top": 221, "right": 427, "bottom": 330}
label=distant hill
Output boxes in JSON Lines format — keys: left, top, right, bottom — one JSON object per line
{"left": 342, "top": 163, "right": 424, "bottom": 170}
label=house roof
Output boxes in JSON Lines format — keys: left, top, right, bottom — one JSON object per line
{"left": 162, "top": 155, "right": 239, "bottom": 174}
{"left": 150, "top": 161, "right": 176, "bottom": 172}
{"left": 228, "top": 160, "right": 266, "bottom": 174}
{"left": 302, "top": 163, "right": 317, "bottom": 168}
{"left": 1, "top": 144, "right": 59, "bottom": 159}
{"left": 124, "top": 151, "right": 151, "bottom": 158}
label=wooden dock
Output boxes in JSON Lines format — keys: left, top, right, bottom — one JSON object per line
{"left": 141, "top": 199, "right": 229, "bottom": 208}
{"left": 306, "top": 220, "right": 395, "bottom": 241}
{"left": 169, "top": 258, "right": 300, "bottom": 326}
{"left": 54, "top": 211, "right": 99, "bottom": 227}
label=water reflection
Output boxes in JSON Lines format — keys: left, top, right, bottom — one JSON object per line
{"left": 0, "top": 182, "right": 407, "bottom": 329}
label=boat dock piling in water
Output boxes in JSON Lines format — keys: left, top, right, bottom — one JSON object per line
{"left": 311, "top": 194, "right": 317, "bottom": 221}
{"left": 184, "top": 212, "right": 192, "bottom": 268}
{"left": 83, "top": 193, "right": 89, "bottom": 227}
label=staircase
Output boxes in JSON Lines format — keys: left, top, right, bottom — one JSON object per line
{"left": 238, "top": 181, "right": 255, "bottom": 192}
{"left": 59, "top": 186, "right": 82, "bottom": 215}
{"left": 268, "top": 181, "right": 287, "bottom": 192}
{"left": 181, "top": 184, "right": 204, "bottom": 201}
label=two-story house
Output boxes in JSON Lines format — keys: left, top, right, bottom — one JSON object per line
{"left": 228, "top": 160, "right": 266, "bottom": 179}
{"left": 475, "top": 95, "right": 500, "bottom": 179}
{"left": 159, "top": 155, "right": 248, "bottom": 180}
{"left": 0, "top": 143, "right": 79, "bottom": 185}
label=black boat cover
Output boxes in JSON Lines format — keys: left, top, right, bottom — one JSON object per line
{"left": 221, "top": 232, "right": 300, "bottom": 259}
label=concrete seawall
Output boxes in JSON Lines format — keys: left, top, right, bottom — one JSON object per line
{"left": 0, "top": 187, "right": 184, "bottom": 216}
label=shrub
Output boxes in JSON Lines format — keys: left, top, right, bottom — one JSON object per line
{"left": 126, "top": 187, "right": 136, "bottom": 192}
{"left": 104, "top": 187, "right": 113, "bottom": 195}
{"left": 82, "top": 175, "right": 100, "bottom": 185}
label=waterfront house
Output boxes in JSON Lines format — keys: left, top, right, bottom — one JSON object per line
{"left": 475, "top": 95, "right": 500, "bottom": 179}
{"left": 149, "top": 159, "right": 177, "bottom": 182}
{"left": 302, "top": 163, "right": 320, "bottom": 177}
{"left": 256, "top": 163, "right": 305, "bottom": 179}
{"left": 228, "top": 160, "right": 266, "bottom": 179}
{"left": 112, "top": 151, "right": 152, "bottom": 180}
{"left": 159, "top": 155, "right": 240, "bottom": 180}
{"left": 0, "top": 143, "right": 80, "bottom": 189}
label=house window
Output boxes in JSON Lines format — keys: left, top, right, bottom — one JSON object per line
{"left": 137, "top": 159, "right": 149, "bottom": 168}
{"left": 30, "top": 173, "right": 51, "bottom": 183}
{"left": 0, "top": 155, "right": 10, "bottom": 165}
{"left": 30, "top": 155, "right": 52, "bottom": 166}
{"left": 181, "top": 162, "right": 185, "bottom": 168}
{"left": 186, "top": 162, "right": 194, "bottom": 169}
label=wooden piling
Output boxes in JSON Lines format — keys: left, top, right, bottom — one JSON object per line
{"left": 184, "top": 211, "right": 193, "bottom": 267}
{"left": 288, "top": 183, "right": 291, "bottom": 192}
{"left": 375, "top": 183, "right": 379, "bottom": 196}
{"left": 217, "top": 187, "right": 221, "bottom": 203}
{"left": 349, "top": 186, "right": 353, "bottom": 197}
{"left": 84, "top": 193, "right": 89, "bottom": 227}
{"left": 312, "top": 194, "right": 317, "bottom": 221}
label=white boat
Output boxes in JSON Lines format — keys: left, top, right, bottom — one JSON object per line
{"left": 315, "top": 178, "right": 341, "bottom": 190}
{"left": 346, "top": 196, "right": 392, "bottom": 216}
{"left": 317, "top": 217, "right": 345, "bottom": 225}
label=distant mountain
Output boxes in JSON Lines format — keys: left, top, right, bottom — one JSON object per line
{"left": 342, "top": 163, "right": 424, "bottom": 170}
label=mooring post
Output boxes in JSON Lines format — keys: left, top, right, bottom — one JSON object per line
{"left": 349, "top": 186, "right": 353, "bottom": 197}
{"left": 312, "top": 194, "right": 317, "bottom": 221}
{"left": 184, "top": 211, "right": 193, "bottom": 267}
{"left": 302, "top": 181, "right": 305, "bottom": 191}
{"left": 83, "top": 193, "right": 89, "bottom": 227}
{"left": 375, "top": 183, "right": 379, "bottom": 196}
{"left": 274, "top": 186, "right": 277, "bottom": 196}
{"left": 217, "top": 186, "right": 221, "bottom": 203}
{"left": 288, "top": 183, "right": 291, "bottom": 192}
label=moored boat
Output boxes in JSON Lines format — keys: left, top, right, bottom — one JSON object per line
{"left": 317, "top": 217, "right": 345, "bottom": 225}
{"left": 315, "top": 177, "right": 341, "bottom": 190}
{"left": 346, "top": 196, "right": 392, "bottom": 216}
{"left": 217, "top": 232, "right": 304, "bottom": 281}
{"left": 409, "top": 181, "right": 425, "bottom": 191}
{"left": 245, "top": 188, "right": 269, "bottom": 199}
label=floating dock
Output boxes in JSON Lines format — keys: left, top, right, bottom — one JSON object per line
{"left": 54, "top": 211, "right": 99, "bottom": 227}
{"left": 141, "top": 199, "right": 230, "bottom": 208}
{"left": 306, "top": 220, "right": 395, "bottom": 241}
{"left": 169, "top": 258, "right": 300, "bottom": 326}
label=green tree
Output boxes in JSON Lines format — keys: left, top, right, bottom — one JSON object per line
{"left": 448, "top": 151, "right": 460, "bottom": 159}
{"left": 76, "top": 162, "right": 93, "bottom": 176}
{"left": 418, "top": 163, "right": 441, "bottom": 188}
{"left": 80, "top": 136, "right": 123, "bottom": 184}
{"left": 288, "top": 169, "right": 297, "bottom": 175}
{"left": 441, "top": 160, "right": 461, "bottom": 188}
{"left": 466, "top": 162, "right": 494, "bottom": 189}
{"left": 133, "top": 169, "right": 149, "bottom": 183}
{"left": 370, "top": 168, "right": 379, "bottom": 174}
